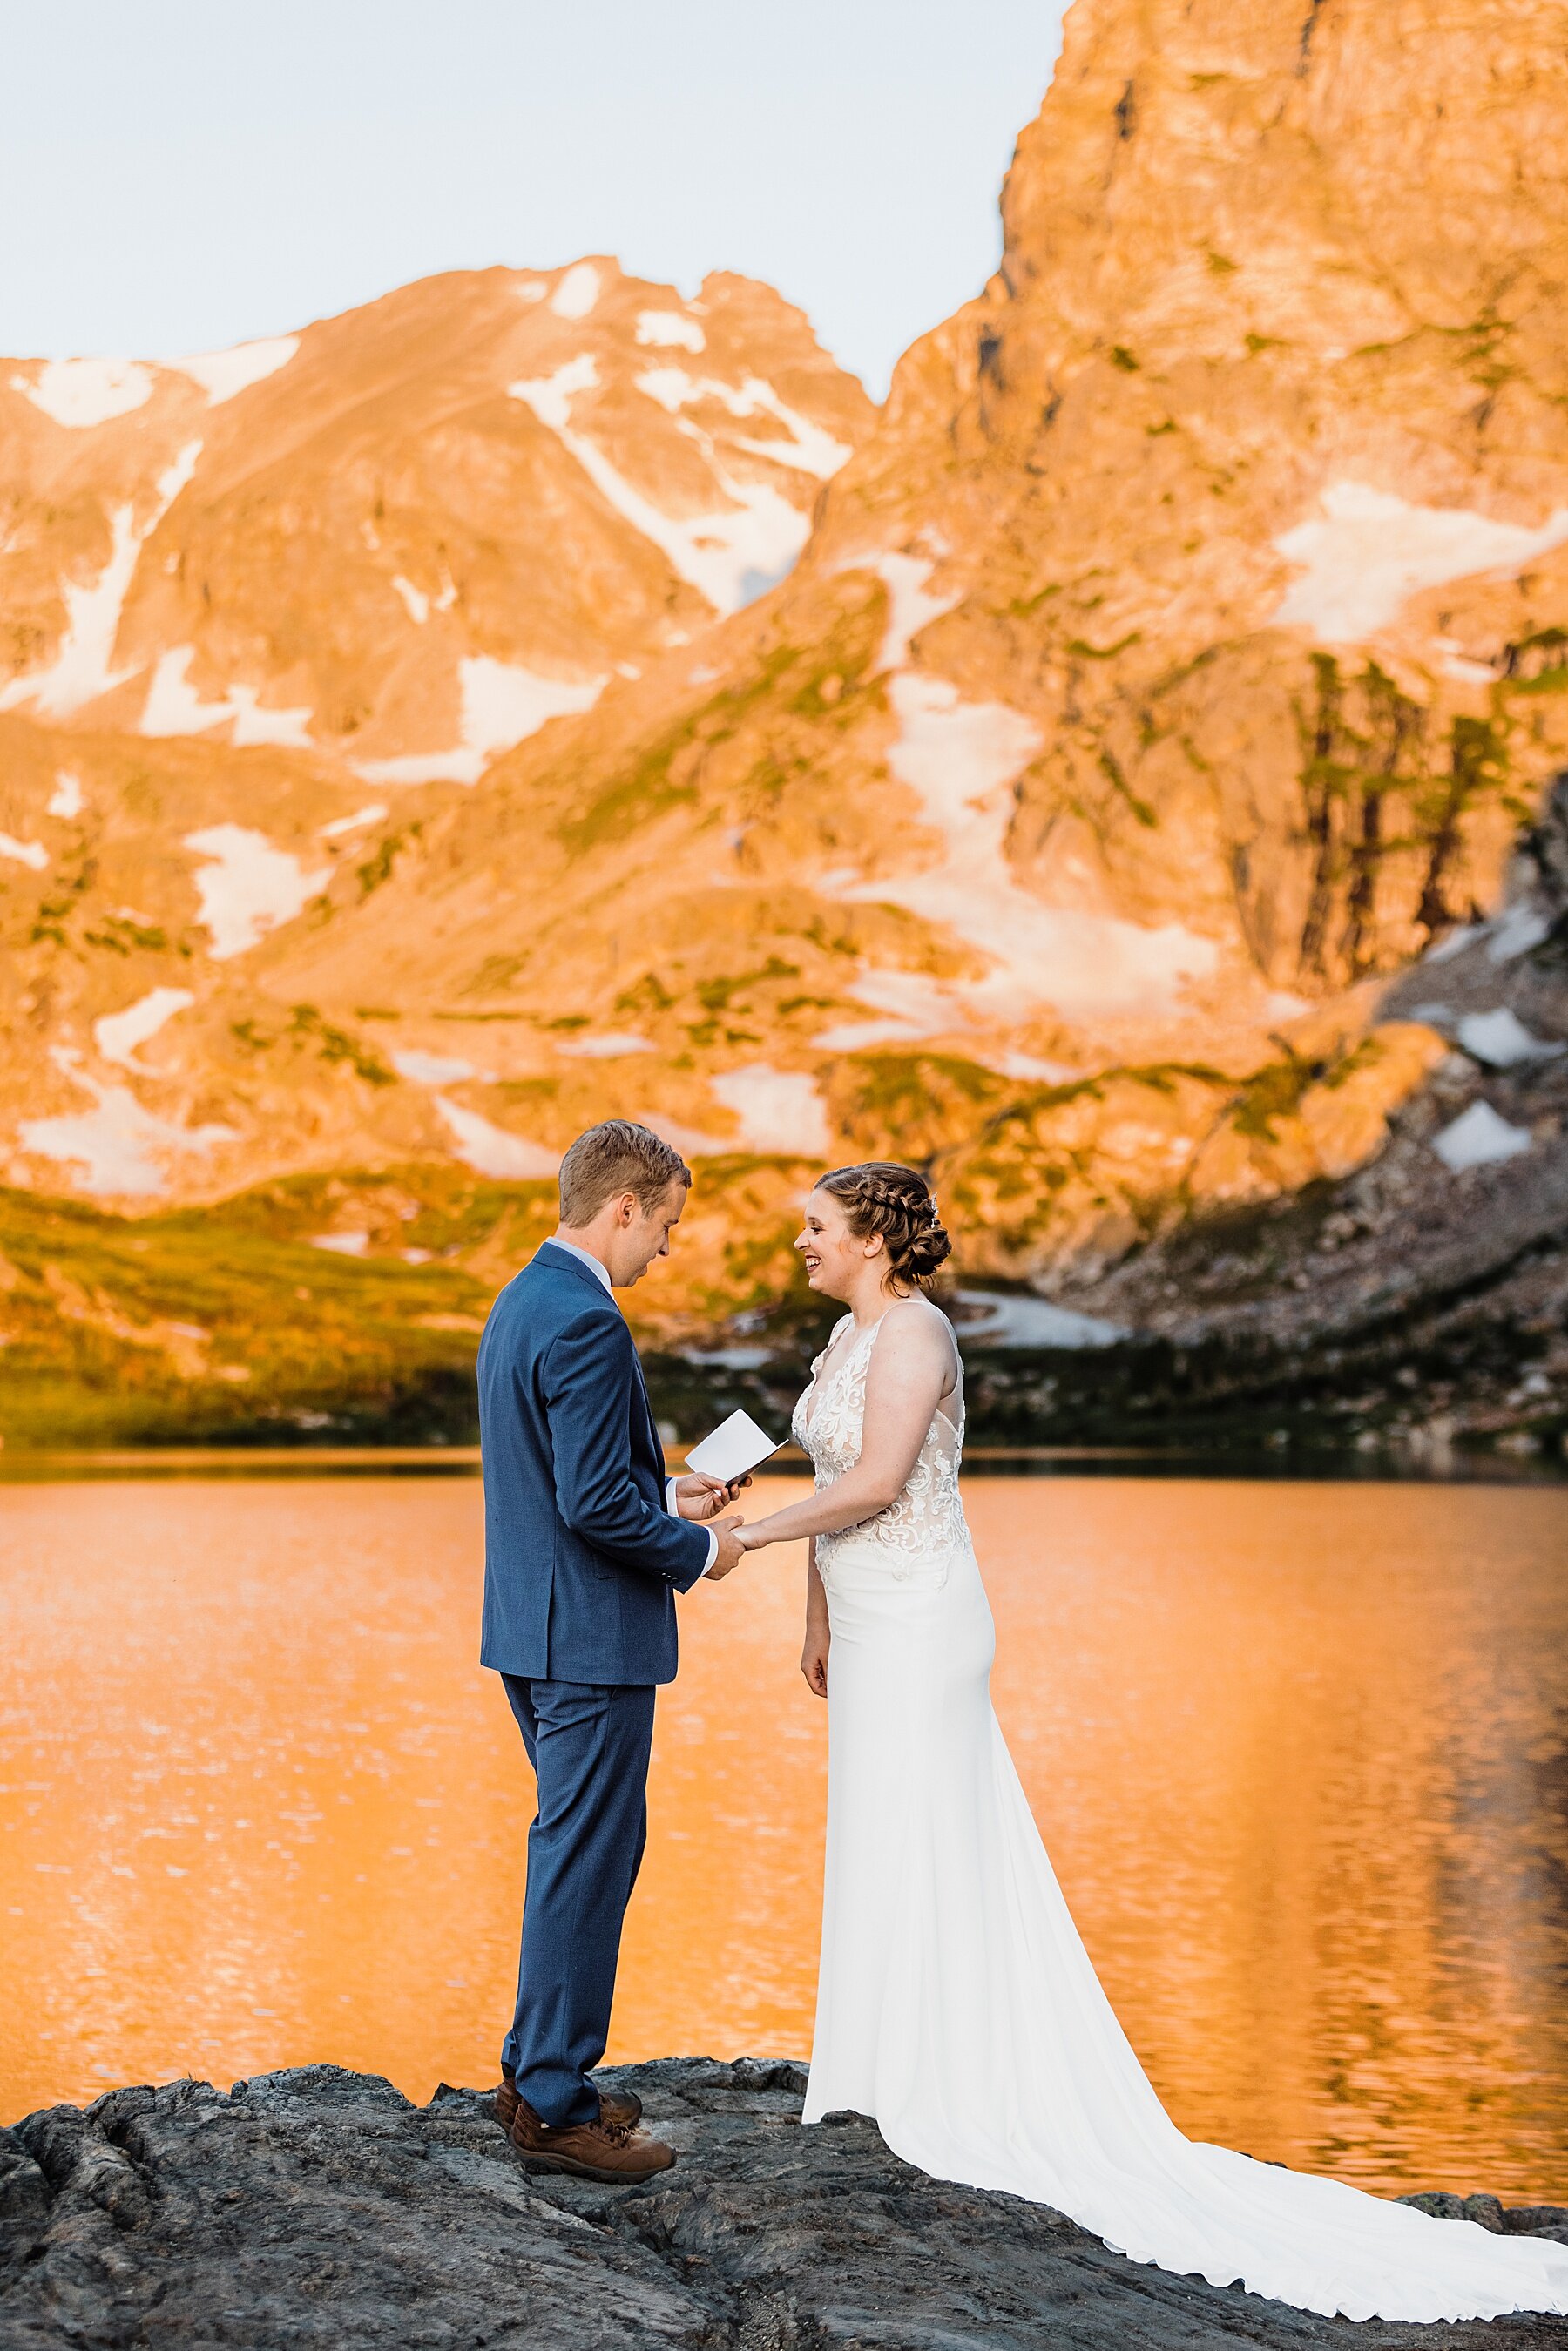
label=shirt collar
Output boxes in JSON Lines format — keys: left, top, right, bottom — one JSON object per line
{"left": 543, "top": 1233, "right": 615, "bottom": 1295}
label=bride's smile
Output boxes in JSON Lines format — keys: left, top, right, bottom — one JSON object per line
{"left": 794, "top": 1191, "right": 903, "bottom": 1303}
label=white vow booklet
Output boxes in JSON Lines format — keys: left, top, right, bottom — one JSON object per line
{"left": 684, "top": 1408, "right": 782, "bottom": 1485}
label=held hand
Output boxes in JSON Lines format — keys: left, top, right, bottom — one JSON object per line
{"left": 704, "top": 1515, "right": 747, "bottom": 1581}
{"left": 674, "top": 1472, "right": 733, "bottom": 1522}
{"left": 801, "top": 1625, "right": 829, "bottom": 1699}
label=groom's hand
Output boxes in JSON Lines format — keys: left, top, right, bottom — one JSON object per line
{"left": 674, "top": 1472, "right": 735, "bottom": 1522}
{"left": 704, "top": 1516, "right": 747, "bottom": 1580}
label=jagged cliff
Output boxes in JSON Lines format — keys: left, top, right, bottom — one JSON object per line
{"left": 2, "top": 0, "right": 1565, "bottom": 1452}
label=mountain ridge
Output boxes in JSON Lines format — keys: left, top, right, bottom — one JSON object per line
{"left": 3, "top": 0, "right": 1565, "bottom": 1456}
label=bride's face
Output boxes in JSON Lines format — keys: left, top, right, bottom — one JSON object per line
{"left": 795, "top": 1189, "right": 882, "bottom": 1300}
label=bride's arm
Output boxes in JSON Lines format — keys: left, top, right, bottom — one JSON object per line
{"left": 801, "top": 1542, "right": 828, "bottom": 1697}
{"left": 742, "top": 1308, "right": 954, "bottom": 1549}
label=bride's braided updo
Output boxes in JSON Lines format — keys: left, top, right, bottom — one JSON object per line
{"left": 817, "top": 1161, "right": 952, "bottom": 1293}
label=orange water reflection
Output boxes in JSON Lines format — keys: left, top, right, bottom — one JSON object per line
{"left": 3, "top": 1476, "right": 1566, "bottom": 2198}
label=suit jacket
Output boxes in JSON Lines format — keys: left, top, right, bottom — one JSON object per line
{"left": 477, "top": 1240, "right": 711, "bottom": 1684}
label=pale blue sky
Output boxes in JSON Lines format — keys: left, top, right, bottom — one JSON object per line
{"left": 2, "top": 2, "right": 1066, "bottom": 396}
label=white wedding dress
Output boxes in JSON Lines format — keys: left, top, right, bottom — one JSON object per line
{"left": 792, "top": 1302, "right": 1568, "bottom": 2323}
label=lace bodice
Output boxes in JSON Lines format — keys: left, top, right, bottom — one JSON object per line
{"left": 791, "top": 1307, "right": 969, "bottom": 1577}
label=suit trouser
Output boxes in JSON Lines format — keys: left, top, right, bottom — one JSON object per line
{"left": 500, "top": 1674, "right": 657, "bottom": 2128}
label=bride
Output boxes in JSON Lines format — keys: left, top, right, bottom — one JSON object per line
{"left": 733, "top": 1160, "right": 1568, "bottom": 2324}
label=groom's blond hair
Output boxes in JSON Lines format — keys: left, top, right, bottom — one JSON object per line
{"left": 558, "top": 1120, "right": 692, "bottom": 1224}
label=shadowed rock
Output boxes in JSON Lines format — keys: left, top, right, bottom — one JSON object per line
{"left": 2, "top": 2059, "right": 1566, "bottom": 2347}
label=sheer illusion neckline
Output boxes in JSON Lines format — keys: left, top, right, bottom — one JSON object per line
{"left": 802, "top": 1301, "right": 961, "bottom": 1440}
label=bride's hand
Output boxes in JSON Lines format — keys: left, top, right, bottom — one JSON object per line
{"left": 801, "top": 1625, "right": 828, "bottom": 1699}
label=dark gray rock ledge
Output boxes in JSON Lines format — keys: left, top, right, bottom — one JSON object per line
{"left": 3, "top": 2058, "right": 1566, "bottom": 2348}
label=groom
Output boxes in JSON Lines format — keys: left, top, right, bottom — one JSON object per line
{"left": 477, "top": 1119, "right": 747, "bottom": 2182}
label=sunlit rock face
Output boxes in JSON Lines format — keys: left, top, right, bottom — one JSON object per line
{"left": 0, "top": 266, "right": 872, "bottom": 1210}
{"left": 1, "top": 0, "right": 1565, "bottom": 1395}
{"left": 801, "top": 0, "right": 1568, "bottom": 1011}
{"left": 0, "top": 261, "right": 871, "bottom": 768}
{"left": 274, "top": 0, "right": 1565, "bottom": 1283}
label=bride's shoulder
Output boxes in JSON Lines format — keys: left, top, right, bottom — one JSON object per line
{"left": 875, "top": 1294, "right": 956, "bottom": 1360}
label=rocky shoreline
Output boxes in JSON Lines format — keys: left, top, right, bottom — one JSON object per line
{"left": 3, "top": 2060, "right": 1566, "bottom": 2348}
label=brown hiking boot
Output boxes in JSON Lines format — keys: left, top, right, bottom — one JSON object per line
{"left": 495, "top": 2069, "right": 641, "bottom": 2136}
{"left": 508, "top": 2092, "right": 675, "bottom": 2184}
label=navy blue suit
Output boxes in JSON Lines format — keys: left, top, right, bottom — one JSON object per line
{"left": 477, "top": 1240, "right": 710, "bottom": 2124}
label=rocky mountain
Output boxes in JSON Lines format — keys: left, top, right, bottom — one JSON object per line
{"left": 1, "top": 260, "right": 868, "bottom": 767}
{"left": 0, "top": 261, "right": 873, "bottom": 1206}
{"left": 2, "top": 0, "right": 1565, "bottom": 1458}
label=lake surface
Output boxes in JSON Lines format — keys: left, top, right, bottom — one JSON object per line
{"left": 3, "top": 1476, "right": 1567, "bottom": 2200}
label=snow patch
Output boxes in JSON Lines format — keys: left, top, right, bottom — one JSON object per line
{"left": 352, "top": 656, "right": 605, "bottom": 787}
{"left": 848, "top": 969, "right": 960, "bottom": 1029}
{"left": 512, "top": 349, "right": 598, "bottom": 429}
{"left": 633, "top": 368, "right": 850, "bottom": 477}
{"left": 0, "top": 832, "right": 48, "bottom": 871}
{"left": 955, "top": 1288, "right": 1125, "bottom": 1349}
{"left": 1487, "top": 904, "right": 1551, "bottom": 962}
{"left": 391, "top": 1048, "right": 478, "bottom": 1084}
{"left": 824, "top": 551, "right": 1215, "bottom": 1018}
{"left": 841, "top": 551, "right": 957, "bottom": 671}
{"left": 0, "top": 442, "right": 201, "bottom": 719}
{"left": 511, "top": 355, "right": 814, "bottom": 613}
{"left": 813, "top": 1018, "right": 923, "bottom": 1051}
{"left": 391, "top": 575, "right": 429, "bottom": 625}
{"left": 1432, "top": 636, "right": 1495, "bottom": 686}
{"left": 818, "top": 1015, "right": 926, "bottom": 1044}
{"left": 1423, "top": 923, "right": 1480, "bottom": 966}
{"left": 1272, "top": 483, "right": 1568, "bottom": 643}
{"left": 436, "top": 1098, "right": 559, "bottom": 1179}
{"left": 321, "top": 803, "right": 387, "bottom": 838}
{"left": 1432, "top": 1100, "right": 1534, "bottom": 1172}
{"left": 1427, "top": 905, "right": 1554, "bottom": 966}
{"left": 183, "top": 824, "right": 329, "bottom": 958}
{"left": 813, "top": 968, "right": 962, "bottom": 1049}
{"left": 848, "top": 675, "right": 1217, "bottom": 1019}
{"left": 47, "top": 770, "right": 84, "bottom": 819}
{"left": 710, "top": 1065, "right": 830, "bottom": 1155}
{"left": 515, "top": 279, "right": 548, "bottom": 304}
{"left": 165, "top": 336, "right": 298, "bottom": 405}
{"left": 310, "top": 1231, "right": 368, "bottom": 1256}
{"left": 636, "top": 310, "right": 706, "bottom": 352}
{"left": 10, "top": 357, "right": 152, "bottom": 429}
{"left": 994, "top": 1050, "right": 1075, "bottom": 1083}
{"left": 550, "top": 263, "right": 601, "bottom": 320}
{"left": 462, "top": 655, "right": 603, "bottom": 755}
{"left": 554, "top": 1033, "right": 655, "bottom": 1058}
{"left": 1456, "top": 1008, "right": 1565, "bottom": 1067}
{"left": 141, "top": 645, "right": 314, "bottom": 746}
{"left": 17, "top": 1050, "right": 235, "bottom": 1197}
{"left": 0, "top": 505, "right": 144, "bottom": 716}
{"left": 93, "top": 987, "right": 194, "bottom": 1070}
{"left": 644, "top": 1114, "right": 731, "bottom": 1158}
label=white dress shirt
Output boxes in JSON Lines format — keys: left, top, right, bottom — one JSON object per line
{"left": 542, "top": 1234, "right": 719, "bottom": 1572}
